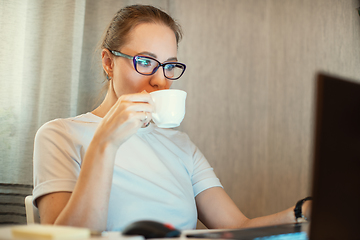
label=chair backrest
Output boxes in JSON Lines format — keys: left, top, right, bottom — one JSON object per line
{"left": 25, "top": 195, "right": 40, "bottom": 224}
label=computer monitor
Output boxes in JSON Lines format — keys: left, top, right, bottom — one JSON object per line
{"left": 310, "top": 73, "right": 360, "bottom": 240}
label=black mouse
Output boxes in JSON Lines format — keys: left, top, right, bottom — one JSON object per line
{"left": 122, "top": 220, "right": 181, "bottom": 239}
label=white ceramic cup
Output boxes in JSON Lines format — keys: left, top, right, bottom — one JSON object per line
{"left": 150, "top": 89, "right": 187, "bottom": 128}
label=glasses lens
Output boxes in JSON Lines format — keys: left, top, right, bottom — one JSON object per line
{"left": 135, "top": 56, "right": 158, "bottom": 75}
{"left": 164, "top": 63, "right": 185, "bottom": 79}
{"left": 134, "top": 56, "right": 185, "bottom": 80}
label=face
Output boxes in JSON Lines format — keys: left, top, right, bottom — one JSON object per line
{"left": 105, "top": 23, "right": 178, "bottom": 98}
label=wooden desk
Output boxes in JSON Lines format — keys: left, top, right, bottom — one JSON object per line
{"left": 0, "top": 225, "right": 142, "bottom": 240}
{"left": 0, "top": 224, "right": 308, "bottom": 240}
{"left": 0, "top": 225, "right": 205, "bottom": 240}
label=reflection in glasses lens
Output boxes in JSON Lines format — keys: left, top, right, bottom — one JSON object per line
{"left": 136, "top": 57, "right": 156, "bottom": 74}
{"left": 164, "top": 63, "right": 185, "bottom": 79}
{"left": 134, "top": 56, "right": 185, "bottom": 80}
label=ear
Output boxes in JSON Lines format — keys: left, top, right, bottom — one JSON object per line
{"left": 101, "top": 49, "right": 114, "bottom": 78}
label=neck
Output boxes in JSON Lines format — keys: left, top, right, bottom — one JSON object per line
{"left": 92, "top": 83, "right": 117, "bottom": 118}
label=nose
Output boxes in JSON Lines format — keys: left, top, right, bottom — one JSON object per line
{"left": 149, "top": 66, "right": 169, "bottom": 90}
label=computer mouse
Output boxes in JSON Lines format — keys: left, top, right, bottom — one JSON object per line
{"left": 122, "top": 220, "right": 181, "bottom": 239}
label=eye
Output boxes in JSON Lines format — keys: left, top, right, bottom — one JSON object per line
{"left": 164, "top": 64, "right": 175, "bottom": 71}
{"left": 137, "top": 58, "right": 153, "bottom": 67}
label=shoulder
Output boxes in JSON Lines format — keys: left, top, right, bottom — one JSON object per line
{"left": 35, "top": 113, "right": 98, "bottom": 142}
{"left": 35, "top": 118, "right": 69, "bottom": 140}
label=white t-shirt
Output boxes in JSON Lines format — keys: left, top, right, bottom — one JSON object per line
{"left": 33, "top": 112, "right": 222, "bottom": 230}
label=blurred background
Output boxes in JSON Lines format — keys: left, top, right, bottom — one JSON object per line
{"left": 1, "top": 0, "right": 359, "bottom": 226}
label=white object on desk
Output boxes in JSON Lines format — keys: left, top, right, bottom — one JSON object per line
{"left": 11, "top": 224, "right": 91, "bottom": 240}
{"left": 0, "top": 225, "right": 146, "bottom": 240}
{"left": 25, "top": 195, "right": 40, "bottom": 224}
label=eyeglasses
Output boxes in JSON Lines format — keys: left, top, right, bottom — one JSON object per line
{"left": 109, "top": 50, "right": 186, "bottom": 80}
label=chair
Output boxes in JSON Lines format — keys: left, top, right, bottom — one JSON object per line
{"left": 25, "top": 195, "right": 40, "bottom": 224}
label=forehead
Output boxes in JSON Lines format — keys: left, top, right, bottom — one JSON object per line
{"left": 121, "top": 23, "right": 178, "bottom": 61}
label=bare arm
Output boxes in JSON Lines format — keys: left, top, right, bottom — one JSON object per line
{"left": 195, "top": 187, "right": 311, "bottom": 229}
{"left": 37, "top": 139, "right": 117, "bottom": 230}
{"left": 37, "top": 93, "right": 154, "bottom": 231}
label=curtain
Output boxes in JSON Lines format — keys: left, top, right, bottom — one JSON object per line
{"left": 0, "top": 0, "right": 169, "bottom": 225}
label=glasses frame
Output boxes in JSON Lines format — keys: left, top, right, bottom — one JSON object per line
{"left": 109, "top": 50, "right": 186, "bottom": 80}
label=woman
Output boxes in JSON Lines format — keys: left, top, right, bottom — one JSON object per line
{"left": 33, "top": 4, "right": 310, "bottom": 231}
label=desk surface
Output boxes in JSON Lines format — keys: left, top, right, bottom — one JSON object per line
{"left": 0, "top": 224, "right": 308, "bottom": 240}
{"left": 0, "top": 225, "right": 206, "bottom": 240}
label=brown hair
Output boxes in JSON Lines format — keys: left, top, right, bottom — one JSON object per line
{"left": 101, "top": 4, "right": 182, "bottom": 52}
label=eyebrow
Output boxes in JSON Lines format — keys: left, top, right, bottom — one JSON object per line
{"left": 137, "top": 51, "right": 178, "bottom": 62}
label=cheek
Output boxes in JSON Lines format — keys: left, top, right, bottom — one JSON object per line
{"left": 113, "top": 59, "right": 136, "bottom": 86}
{"left": 117, "top": 70, "right": 151, "bottom": 93}
{"left": 121, "top": 72, "right": 142, "bottom": 89}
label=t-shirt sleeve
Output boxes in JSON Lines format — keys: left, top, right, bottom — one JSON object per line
{"left": 32, "top": 120, "right": 80, "bottom": 207}
{"left": 191, "top": 146, "right": 223, "bottom": 197}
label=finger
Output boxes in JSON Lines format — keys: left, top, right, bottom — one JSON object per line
{"left": 142, "top": 111, "right": 148, "bottom": 122}
{"left": 122, "top": 102, "right": 154, "bottom": 113}
{"left": 128, "top": 111, "right": 152, "bottom": 128}
{"left": 120, "top": 92, "right": 153, "bottom": 103}
{"left": 127, "top": 91, "right": 155, "bottom": 107}
{"left": 141, "top": 111, "right": 153, "bottom": 127}
{"left": 104, "top": 101, "right": 152, "bottom": 129}
{"left": 127, "top": 110, "right": 152, "bottom": 121}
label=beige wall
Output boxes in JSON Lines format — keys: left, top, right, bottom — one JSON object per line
{"left": 169, "top": 0, "right": 360, "bottom": 226}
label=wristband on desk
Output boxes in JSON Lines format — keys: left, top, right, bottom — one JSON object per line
{"left": 294, "top": 196, "right": 312, "bottom": 223}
